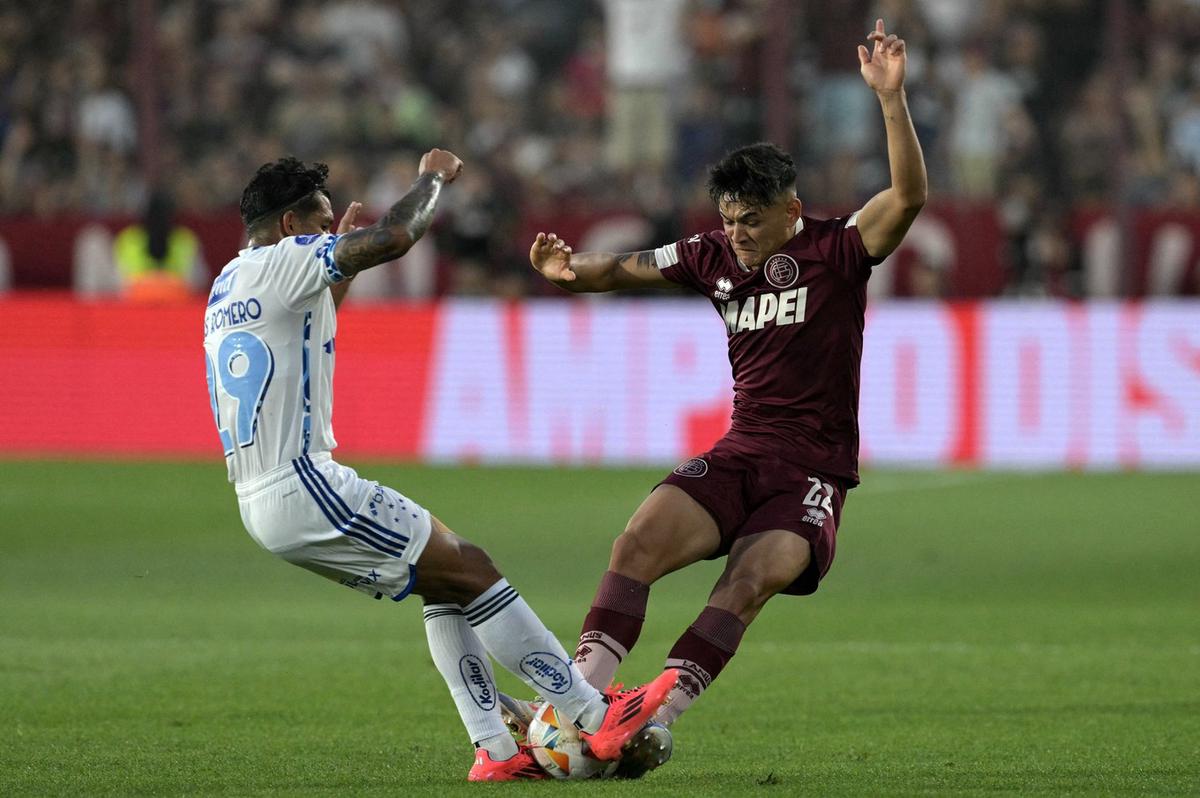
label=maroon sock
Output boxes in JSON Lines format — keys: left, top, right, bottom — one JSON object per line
{"left": 574, "top": 571, "right": 650, "bottom": 687}
{"left": 659, "top": 606, "right": 746, "bottom": 724}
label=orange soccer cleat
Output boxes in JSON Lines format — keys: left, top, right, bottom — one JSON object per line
{"left": 467, "top": 745, "right": 547, "bottom": 782}
{"left": 581, "top": 669, "right": 678, "bottom": 761}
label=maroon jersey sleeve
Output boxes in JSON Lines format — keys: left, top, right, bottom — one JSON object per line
{"left": 812, "top": 212, "right": 883, "bottom": 283}
{"left": 653, "top": 231, "right": 727, "bottom": 294}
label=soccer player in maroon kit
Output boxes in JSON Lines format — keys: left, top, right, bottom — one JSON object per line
{"left": 527, "top": 19, "right": 927, "bottom": 767}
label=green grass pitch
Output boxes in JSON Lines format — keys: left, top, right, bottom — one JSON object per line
{"left": 1, "top": 461, "right": 1197, "bottom": 796}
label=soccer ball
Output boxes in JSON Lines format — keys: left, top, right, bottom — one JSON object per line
{"left": 527, "top": 702, "right": 619, "bottom": 780}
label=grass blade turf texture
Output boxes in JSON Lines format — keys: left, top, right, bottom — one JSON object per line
{"left": 0, "top": 461, "right": 1197, "bottom": 796}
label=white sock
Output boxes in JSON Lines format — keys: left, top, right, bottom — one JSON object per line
{"left": 464, "top": 579, "right": 608, "bottom": 733}
{"left": 422, "top": 603, "right": 518, "bottom": 759}
{"left": 476, "top": 732, "right": 518, "bottom": 760}
{"left": 575, "top": 631, "right": 629, "bottom": 689}
{"left": 655, "top": 658, "right": 711, "bottom": 726}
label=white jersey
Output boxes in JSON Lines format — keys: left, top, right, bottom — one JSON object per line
{"left": 202, "top": 233, "right": 346, "bottom": 483}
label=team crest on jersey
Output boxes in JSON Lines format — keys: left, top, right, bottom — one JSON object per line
{"left": 673, "top": 457, "right": 708, "bottom": 477}
{"left": 764, "top": 254, "right": 799, "bottom": 289}
{"left": 713, "top": 276, "right": 734, "bottom": 301}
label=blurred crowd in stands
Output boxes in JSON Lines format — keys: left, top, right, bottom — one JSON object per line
{"left": 1, "top": 0, "right": 1199, "bottom": 298}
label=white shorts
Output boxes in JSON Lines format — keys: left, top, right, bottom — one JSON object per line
{"left": 236, "top": 453, "right": 433, "bottom": 601}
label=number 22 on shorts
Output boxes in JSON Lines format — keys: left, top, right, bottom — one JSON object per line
{"left": 803, "top": 477, "right": 835, "bottom": 514}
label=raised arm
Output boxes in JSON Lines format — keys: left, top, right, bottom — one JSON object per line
{"left": 329, "top": 200, "right": 362, "bottom": 309}
{"left": 529, "top": 233, "right": 676, "bottom": 293}
{"left": 332, "top": 148, "right": 463, "bottom": 278}
{"left": 854, "top": 19, "right": 928, "bottom": 260}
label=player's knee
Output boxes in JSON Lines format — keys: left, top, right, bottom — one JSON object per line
{"left": 710, "top": 573, "right": 775, "bottom": 621}
{"left": 609, "top": 523, "right": 668, "bottom": 581}
{"left": 419, "top": 537, "right": 502, "bottom": 605}
{"left": 454, "top": 540, "right": 503, "bottom": 594}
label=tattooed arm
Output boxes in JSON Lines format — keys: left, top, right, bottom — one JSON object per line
{"left": 528, "top": 233, "right": 676, "bottom": 293}
{"left": 331, "top": 148, "right": 462, "bottom": 278}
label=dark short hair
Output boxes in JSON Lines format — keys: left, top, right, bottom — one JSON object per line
{"left": 239, "top": 157, "right": 331, "bottom": 230}
{"left": 706, "top": 143, "right": 797, "bottom": 208}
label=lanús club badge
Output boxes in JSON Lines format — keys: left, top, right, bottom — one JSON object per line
{"left": 673, "top": 458, "right": 708, "bottom": 477}
{"left": 764, "top": 254, "right": 799, "bottom": 289}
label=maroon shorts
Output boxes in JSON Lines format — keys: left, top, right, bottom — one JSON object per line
{"left": 659, "top": 437, "right": 847, "bottom": 596}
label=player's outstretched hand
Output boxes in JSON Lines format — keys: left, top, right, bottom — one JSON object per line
{"left": 858, "top": 18, "right": 906, "bottom": 94}
{"left": 419, "top": 148, "right": 463, "bottom": 183}
{"left": 336, "top": 201, "right": 362, "bottom": 235}
{"left": 529, "top": 232, "right": 576, "bottom": 282}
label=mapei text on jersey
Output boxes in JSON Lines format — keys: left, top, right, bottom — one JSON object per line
{"left": 720, "top": 287, "right": 808, "bottom": 334}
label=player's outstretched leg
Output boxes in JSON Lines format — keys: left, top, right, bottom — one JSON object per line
{"left": 574, "top": 570, "right": 650, "bottom": 689}
{"left": 459, "top": 577, "right": 677, "bottom": 761}
{"left": 656, "top": 529, "right": 810, "bottom": 726}
{"left": 575, "top": 486, "right": 722, "bottom": 689}
{"left": 657, "top": 606, "right": 747, "bottom": 725}
{"left": 423, "top": 601, "right": 543, "bottom": 781}
{"left": 416, "top": 516, "right": 675, "bottom": 767}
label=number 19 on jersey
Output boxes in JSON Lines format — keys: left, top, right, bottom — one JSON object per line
{"left": 205, "top": 331, "right": 274, "bottom": 455}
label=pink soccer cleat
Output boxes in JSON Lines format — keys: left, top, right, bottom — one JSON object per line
{"left": 467, "top": 745, "right": 547, "bottom": 782}
{"left": 581, "top": 669, "right": 678, "bottom": 761}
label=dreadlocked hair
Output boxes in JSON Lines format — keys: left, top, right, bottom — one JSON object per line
{"left": 706, "top": 143, "right": 797, "bottom": 208}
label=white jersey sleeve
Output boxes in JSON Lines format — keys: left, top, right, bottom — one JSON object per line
{"left": 271, "top": 233, "right": 347, "bottom": 308}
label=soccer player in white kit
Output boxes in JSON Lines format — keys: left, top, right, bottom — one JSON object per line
{"left": 202, "top": 151, "right": 675, "bottom": 782}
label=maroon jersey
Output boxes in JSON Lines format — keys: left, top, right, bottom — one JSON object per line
{"left": 655, "top": 213, "right": 881, "bottom": 484}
